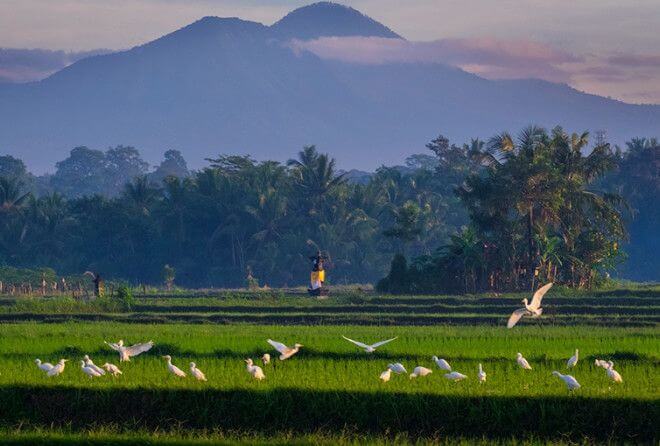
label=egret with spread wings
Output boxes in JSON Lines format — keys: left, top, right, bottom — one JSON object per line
{"left": 267, "top": 339, "right": 303, "bottom": 360}
{"left": 507, "top": 282, "right": 553, "bottom": 328}
{"left": 105, "top": 339, "right": 154, "bottom": 362}
{"left": 342, "top": 336, "right": 398, "bottom": 353}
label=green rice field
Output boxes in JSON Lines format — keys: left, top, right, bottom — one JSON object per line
{"left": 0, "top": 290, "right": 658, "bottom": 444}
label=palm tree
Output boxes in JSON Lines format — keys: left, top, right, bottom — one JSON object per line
{"left": 287, "top": 146, "right": 346, "bottom": 216}
{"left": 0, "top": 177, "right": 30, "bottom": 213}
{"left": 123, "top": 175, "right": 160, "bottom": 214}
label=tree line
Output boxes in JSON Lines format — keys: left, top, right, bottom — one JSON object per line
{"left": 0, "top": 126, "right": 657, "bottom": 291}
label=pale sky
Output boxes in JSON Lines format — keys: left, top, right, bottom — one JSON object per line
{"left": 1, "top": 0, "right": 659, "bottom": 103}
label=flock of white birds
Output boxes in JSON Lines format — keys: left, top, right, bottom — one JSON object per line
{"left": 33, "top": 337, "right": 624, "bottom": 391}
{"left": 31, "top": 282, "right": 625, "bottom": 391}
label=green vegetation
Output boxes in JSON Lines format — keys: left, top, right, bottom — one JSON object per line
{"left": 0, "top": 288, "right": 657, "bottom": 326}
{"left": 0, "top": 323, "right": 657, "bottom": 443}
{"left": 0, "top": 129, "right": 657, "bottom": 290}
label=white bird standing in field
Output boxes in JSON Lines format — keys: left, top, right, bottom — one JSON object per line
{"left": 245, "top": 358, "right": 265, "bottom": 380}
{"left": 432, "top": 356, "right": 451, "bottom": 371}
{"left": 516, "top": 353, "right": 532, "bottom": 370}
{"left": 105, "top": 339, "right": 154, "bottom": 362}
{"left": 606, "top": 361, "right": 623, "bottom": 383}
{"left": 35, "top": 359, "right": 54, "bottom": 373}
{"left": 80, "top": 360, "right": 102, "bottom": 378}
{"left": 162, "top": 355, "right": 186, "bottom": 377}
{"left": 102, "top": 363, "right": 122, "bottom": 376}
{"left": 267, "top": 339, "right": 303, "bottom": 360}
{"left": 379, "top": 368, "right": 392, "bottom": 382}
{"left": 552, "top": 371, "right": 581, "bottom": 391}
{"left": 341, "top": 336, "right": 397, "bottom": 353}
{"left": 444, "top": 371, "right": 467, "bottom": 382}
{"left": 83, "top": 355, "right": 106, "bottom": 375}
{"left": 478, "top": 363, "right": 487, "bottom": 383}
{"left": 47, "top": 359, "right": 68, "bottom": 377}
{"left": 507, "top": 282, "right": 553, "bottom": 328}
{"left": 261, "top": 353, "right": 271, "bottom": 365}
{"left": 566, "top": 349, "right": 579, "bottom": 368}
{"left": 409, "top": 366, "right": 433, "bottom": 378}
{"left": 190, "top": 362, "right": 207, "bottom": 381}
{"left": 387, "top": 363, "right": 407, "bottom": 374}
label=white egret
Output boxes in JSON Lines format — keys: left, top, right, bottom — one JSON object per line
{"left": 105, "top": 339, "right": 154, "bottom": 362}
{"left": 567, "top": 349, "right": 579, "bottom": 368}
{"left": 190, "top": 362, "right": 207, "bottom": 381}
{"left": 606, "top": 361, "right": 623, "bottom": 383}
{"left": 387, "top": 363, "right": 407, "bottom": 374}
{"left": 245, "top": 358, "right": 265, "bottom": 380}
{"left": 267, "top": 339, "right": 303, "bottom": 360}
{"left": 379, "top": 368, "right": 392, "bottom": 382}
{"left": 516, "top": 353, "right": 532, "bottom": 370}
{"left": 507, "top": 282, "right": 553, "bottom": 328}
{"left": 162, "top": 355, "right": 186, "bottom": 377}
{"left": 341, "top": 336, "right": 397, "bottom": 353}
{"left": 594, "top": 359, "right": 610, "bottom": 369}
{"left": 35, "top": 359, "right": 54, "bottom": 372}
{"left": 80, "top": 360, "right": 102, "bottom": 378}
{"left": 83, "top": 355, "right": 106, "bottom": 375}
{"left": 102, "top": 363, "right": 122, "bottom": 376}
{"left": 409, "top": 366, "right": 433, "bottom": 378}
{"left": 431, "top": 356, "right": 451, "bottom": 371}
{"left": 552, "top": 371, "right": 581, "bottom": 390}
{"left": 478, "top": 363, "right": 487, "bottom": 383}
{"left": 444, "top": 371, "right": 467, "bottom": 382}
{"left": 47, "top": 359, "right": 68, "bottom": 377}
{"left": 261, "top": 353, "right": 271, "bottom": 365}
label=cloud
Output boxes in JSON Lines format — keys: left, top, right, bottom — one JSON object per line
{"left": 291, "top": 36, "right": 660, "bottom": 104}
{"left": 0, "top": 48, "right": 110, "bottom": 82}
{"left": 291, "top": 36, "right": 582, "bottom": 83}
{"left": 608, "top": 54, "right": 660, "bottom": 67}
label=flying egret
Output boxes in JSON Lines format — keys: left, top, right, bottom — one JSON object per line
{"left": 80, "top": 360, "right": 102, "bottom": 378}
{"left": 379, "top": 368, "right": 392, "bottom": 382}
{"left": 387, "top": 363, "right": 407, "bottom": 374}
{"left": 162, "top": 355, "right": 186, "bottom": 377}
{"left": 507, "top": 282, "right": 553, "bottom": 328}
{"left": 606, "top": 361, "right": 623, "bottom": 383}
{"left": 105, "top": 339, "right": 154, "bottom": 362}
{"left": 477, "top": 363, "right": 487, "bottom": 383}
{"left": 516, "top": 353, "right": 532, "bottom": 370}
{"left": 552, "top": 371, "right": 581, "bottom": 390}
{"left": 432, "top": 356, "right": 451, "bottom": 371}
{"left": 267, "top": 339, "right": 303, "bottom": 360}
{"left": 341, "top": 336, "right": 397, "bottom": 353}
{"left": 35, "top": 359, "right": 54, "bottom": 372}
{"left": 83, "top": 355, "right": 106, "bottom": 375}
{"left": 261, "top": 353, "right": 271, "bottom": 365}
{"left": 245, "top": 358, "right": 266, "bottom": 380}
{"left": 102, "top": 363, "right": 122, "bottom": 376}
{"left": 47, "top": 359, "right": 68, "bottom": 377}
{"left": 594, "top": 359, "right": 610, "bottom": 369}
{"left": 409, "top": 366, "right": 433, "bottom": 378}
{"left": 567, "top": 349, "right": 579, "bottom": 368}
{"left": 190, "top": 362, "right": 207, "bottom": 381}
{"left": 444, "top": 371, "right": 467, "bottom": 382}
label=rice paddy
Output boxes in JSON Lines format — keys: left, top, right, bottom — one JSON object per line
{"left": 0, "top": 290, "right": 658, "bottom": 444}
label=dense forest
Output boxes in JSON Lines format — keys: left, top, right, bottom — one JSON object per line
{"left": 0, "top": 126, "right": 657, "bottom": 290}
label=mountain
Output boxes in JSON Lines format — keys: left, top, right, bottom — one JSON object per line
{"left": 0, "top": 1, "right": 658, "bottom": 173}
{"left": 271, "top": 2, "right": 401, "bottom": 39}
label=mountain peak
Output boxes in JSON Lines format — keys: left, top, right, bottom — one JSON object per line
{"left": 271, "top": 2, "right": 401, "bottom": 40}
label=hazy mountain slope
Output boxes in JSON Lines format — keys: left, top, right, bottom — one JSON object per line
{"left": 271, "top": 1, "right": 401, "bottom": 39}
{"left": 0, "top": 2, "right": 658, "bottom": 173}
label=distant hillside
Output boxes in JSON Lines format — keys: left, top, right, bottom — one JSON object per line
{"left": 0, "top": 1, "right": 658, "bottom": 172}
